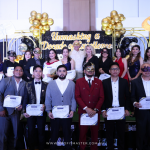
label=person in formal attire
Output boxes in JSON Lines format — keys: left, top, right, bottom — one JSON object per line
{"left": 69, "top": 40, "right": 85, "bottom": 80}
{"left": 82, "top": 45, "right": 99, "bottom": 77}
{"left": 22, "top": 65, "right": 47, "bottom": 150}
{"left": 19, "top": 50, "right": 32, "bottom": 82}
{"left": 61, "top": 47, "right": 75, "bottom": 70}
{"left": 102, "top": 62, "right": 130, "bottom": 150}
{"left": 45, "top": 65, "right": 76, "bottom": 150}
{"left": 25, "top": 47, "right": 44, "bottom": 81}
{"left": 75, "top": 62, "right": 104, "bottom": 150}
{"left": 0, "top": 53, "right": 3, "bottom": 74}
{"left": 131, "top": 63, "right": 150, "bottom": 150}
{"left": 127, "top": 45, "right": 143, "bottom": 81}
{"left": 3, "top": 50, "right": 18, "bottom": 77}
{"left": 144, "top": 47, "right": 150, "bottom": 64}
{"left": 0, "top": 65, "right": 26, "bottom": 150}
{"left": 99, "top": 48, "right": 113, "bottom": 76}
{"left": 114, "top": 48, "right": 129, "bottom": 82}
{"left": 42, "top": 49, "right": 61, "bottom": 83}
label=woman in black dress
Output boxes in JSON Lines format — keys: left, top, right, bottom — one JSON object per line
{"left": 3, "top": 50, "right": 18, "bottom": 77}
{"left": 99, "top": 48, "right": 113, "bottom": 75}
{"left": 19, "top": 50, "right": 32, "bottom": 81}
{"left": 82, "top": 45, "right": 99, "bottom": 77}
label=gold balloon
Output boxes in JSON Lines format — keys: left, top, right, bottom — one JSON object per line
{"left": 30, "top": 11, "right": 37, "bottom": 16}
{"left": 120, "top": 16, "right": 126, "bottom": 21}
{"left": 41, "top": 29, "right": 46, "bottom": 34}
{"left": 33, "top": 20, "right": 40, "bottom": 27}
{"left": 125, "top": 55, "right": 129, "bottom": 59}
{"left": 43, "top": 25, "right": 50, "bottom": 31}
{"left": 108, "top": 23, "right": 113, "bottom": 29}
{"left": 111, "top": 18, "right": 115, "bottom": 24}
{"left": 36, "top": 13, "right": 42, "bottom": 20}
{"left": 29, "top": 17, "right": 32, "bottom": 20}
{"left": 42, "top": 12, "right": 48, "bottom": 19}
{"left": 40, "top": 19, "right": 47, "bottom": 25}
{"left": 29, "top": 20, "right": 33, "bottom": 24}
{"left": 118, "top": 14, "right": 124, "bottom": 17}
{"left": 112, "top": 24, "right": 116, "bottom": 30}
{"left": 105, "top": 27, "right": 112, "bottom": 35}
{"left": 31, "top": 15, "right": 36, "bottom": 20}
{"left": 102, "top": 26, "right": 106, "bottom": 31}
{"left": 113, "top": 15, "right": 120, "bottom": 23}
{"left": 110, "top": 10, "right": 118, "bottom": 17}
{"left": 29, "top": 26, "right": 35, "bottom": 32}
{"left": 33, "top": 29, "right": 39, "bottom": 36}
{"left": 114, "top": 31, "right": 121, "bottom": 38}
{"left": 120, "top": 28, "right": 126, "bottom": 34}
{"left": 106, "top": 17, "right": 111, "bottom": 21}
{"left": 47, "top": 18, "right": 54, "bottom": 26}
{"left": 115, "top": 22, "right": 123, "bottom": 30}
{"left": 101, "top": 18, "right": 110, "bottom": 27}
{"left": 39, "top": 25, "right": 43, "bottom": 30}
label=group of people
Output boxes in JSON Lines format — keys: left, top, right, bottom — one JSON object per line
{"left": 0, "top": 40, "right": 150, "bottom": 150}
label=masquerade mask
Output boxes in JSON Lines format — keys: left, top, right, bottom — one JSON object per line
{"left": 85, "top": 63, "right": 95, "bottom": 72}
{"left": 141, "top": 66, "right": 150, "bottom": 72}
{"left": 33, "top": 49, "right": 41, "bottom": 54}
{"left": 7, "top": 50, "right": 16, "bottom": 57}
{"left": 73, "top": 41, "right": 80, "bottom": 47}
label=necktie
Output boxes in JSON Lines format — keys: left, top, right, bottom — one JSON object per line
{"left": 88, "top": 79, "right": 91, "bottom": 88}
{"left": 35, "top": 82, "right": 41, "bottom": 84}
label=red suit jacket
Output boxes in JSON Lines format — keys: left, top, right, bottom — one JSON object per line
{"left": 75, "top": 77, "right": 104, "bottom": 114}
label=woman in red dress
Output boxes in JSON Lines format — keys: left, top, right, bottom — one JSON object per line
{"left": 114, "top": 48, "right": 129, "bottom": 82}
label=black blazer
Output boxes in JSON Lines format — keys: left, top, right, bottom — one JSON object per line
{"left": 22, "top": 80, "right": 48, "bottom": 113}
{"left": 83, "top": 55, "right": 99, "bottom": 77}
{"left": 19, "top": 59, "right": 28, "bottom": 82}
{"left": 102, "top": 77, "right": 130, "bottom": 111}
{"left": 24, "top": 58, "right": 44, "bottom": 81}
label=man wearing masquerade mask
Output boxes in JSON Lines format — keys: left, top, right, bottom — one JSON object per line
{"left": 25, "top": 47, "right": 44, "bottom": 81}
{"left": 75, "top": 62, "right": 104, "bottom": 150}
{"left": 131, "top": 63, "right": 150, "bottom": 150}
{"left": 102, "top": 62, "right": 130, "bottom": 150}
{"left": 69, "top": 40, "right": 85, "bottom": 80}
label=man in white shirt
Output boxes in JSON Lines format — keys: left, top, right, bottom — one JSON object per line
{"left": 45, "top": 65, "right": 76, "bottom": 150}
{"left": 102, "top": 62, "right": 130, "bottom": 150}
{"left": 131, "top": 63, "right": 150, "bottom": 150}
{"left": 69, "top": 40, "right": 85, "bottom": 80}
{"left": 23, "top": 65, "right": 47, "bottom": 150}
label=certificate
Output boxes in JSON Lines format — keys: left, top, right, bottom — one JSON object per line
{"left": 7, "top": 67, "right": 14, "bottom": 76}
{"left": 43, "top": 66, "right": 56, "bottom": 75}
{"left": 3, "top": 95, "right": 22, "bottom": 108}
{"left": 139, "top": 97, "right": 150, "bottom": 109}
{"left": 66, "top": 70, "right": 76, "bottom": 80}
{"left": 52, "top": 105, "right": 69, "bottom": 118}
{"left": 26, "top": 104, "right": 43, "bottom": 116}
{"left": 107, "top": 107, "right": 125, "bottom": 120}
{"left": 99, "top": 73, "right": 110, "bottom": 81}
{"left": 0, "top": 74, "right": 3, "bottom": 80}
{"left": 80, "top": 113, "right": 98, "bottom": 125}
{"left": 30, "top": 66, "right": 34, "bottom": 75}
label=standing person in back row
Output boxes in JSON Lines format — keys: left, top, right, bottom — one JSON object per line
{"left": 69, "top": 40, "right": 85, "bottom": 80}
{"left": 75, "top": 62, "right": 104, "bottom": 150}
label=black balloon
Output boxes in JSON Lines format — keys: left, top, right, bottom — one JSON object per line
{"left": 131, "top": 37, "right": 138, "bottom": 43}
{"left": 27, "top": 41, "right": 33, "bottom": 48}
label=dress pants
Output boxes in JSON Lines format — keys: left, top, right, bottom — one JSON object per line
{"left": 105, "top": 119, "right": 125, "bottom": 150}
{"left": 135, "top": 109, "right": 150, "bottom": 150}
{"left": 79, "top": 114, "right": 100, "bottom": 150}
{"left": 27, "top": 115, "right": 46, "bottom": 150}
{"left": 50, "top": 118, "right": 72, "bottom": 150}
{"left": 0, "top": 110, "right": 20, "bottom": 150}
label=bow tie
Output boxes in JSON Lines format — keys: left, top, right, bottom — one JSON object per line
{"left": 35, "top": 82, "right": 41, "bottom": 84}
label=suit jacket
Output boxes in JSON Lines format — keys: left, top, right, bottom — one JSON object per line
{"left": 0, "top": 76, "right": 26, "bottom": 115}
{"left": 22, "top": 80, "right": 48, "bottom": 113}
{"left": 24, "top": 58, "right": 44, "bottom": 81}
{"left": 102, "top": 77, "right": 130, "bottom": 111}
{"left": 75, "top": 77, "right": 104, "bottom": 114}
{"left": 45, "top": 80, "right": 76, "bottom": 113}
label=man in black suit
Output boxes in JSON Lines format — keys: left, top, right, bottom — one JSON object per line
{"left": 131, "top": 63, "right": 150, "bottom": 150}
{"left": 25, "top": 47, "right": 44, "bottom": 81}
{"left": 22, "top": 65, "right": 47, "bottom": 150}
{"left": 102, "top": 62, "right": 130, "bottom": 150}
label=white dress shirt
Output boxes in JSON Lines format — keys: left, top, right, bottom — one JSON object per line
{"left": 55, "top": 78, "right": 69, "bottom": 95}
{"left": 142, "top": 77, "right": 150, "bottom": 96}
{"left": 69, "top": 49, "right": 85, "bottom": 72}
{"left": 111, "top": 78, "right": 120, "bottom": 107}
{"left": 14, "top": 78, "right": 22, "bottom": 91}
{"left": 34, "top": 79, "right": 41, "bottom": 104}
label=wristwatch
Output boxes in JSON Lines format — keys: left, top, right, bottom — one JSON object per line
{"left": 94, "top": 108, "right": 99, "bottom": 113}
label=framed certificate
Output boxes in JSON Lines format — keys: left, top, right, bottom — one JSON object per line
{"left": 26, "top": 104, "right": 43, "bottom": 116}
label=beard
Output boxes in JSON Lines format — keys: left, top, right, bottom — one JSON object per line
{"left": 58, "top": 75, "right": 66, "bottom": 80}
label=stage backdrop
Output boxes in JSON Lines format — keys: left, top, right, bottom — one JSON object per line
{"left": 41, "top": 31, "right": 112, "bottom": 59}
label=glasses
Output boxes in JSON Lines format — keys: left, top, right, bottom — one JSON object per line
{"left": 110, "top": 68, "right": 119, "bottom": 71}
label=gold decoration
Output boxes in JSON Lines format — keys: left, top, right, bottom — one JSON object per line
{"left": 33, "top": 29, "right": 39, "bottom": 36}
{"left": 110, "top": 10, "right": 118, "bottom": 17}
{"left": 102, "top": 18, "right": 110, "bottom": 27}
{"left": 29, "top": 20, "right": 34, "bottom": 25}
{"left": 40, "top": 19, "right": 47, "bottom": 26}
{"left": 31, "top": 15, "right": 36, "bottom": 20}
{"left": 36, "top": 13, "right": 42, "bottom": 20}
{"left": 41, "top": 29, "right": 46, "bottom": 34}
{"left": 111, "top": 18, "right": 115, "bottom": 24}
{"left": 39, "top": 25, "right": 43, "bottom": 30}
{"left": 30, "top": 11, "right": 37, "bottom": 16}
{"left": 29, "top": 26, "right": 35, "bottom": 32}
{"left": 43, "top": 25, "right": 50, "bottom": 31}
{"left": 120, "top": 28, "right": 126, "bottom": 34}
{"left": 125, "top": 55, "right": 129, "bottom": 59}
{"left": 102, "top": 26, "right": 106, "bottom": 31}
{"left": 42, "top": 12, "right": 48, "bottom": 19}
{"left": 33, "top": 20, "right": 40, "bottom": 27}
{"left": 114, "top": 31, "right": 121, "bottom": 38}
{"left": 120, "top": 16, "right": 126, "bottom": 21}
{"left": 142, "top": 16, "right": 150, "bottom": 31}
{"left": 108, "top": 23, "right": 113, "bottom": 29}
{"left": 115, "top": 22, "right": 123, "bottom": 30}
{"left": 105, "top": 27, "right": 112, "bottom": 35}
{"left": 113, "top": 15, "right": 120, "bottom": 23}
{"left": 47, "top": 18, "right": 54, "bottom": 26}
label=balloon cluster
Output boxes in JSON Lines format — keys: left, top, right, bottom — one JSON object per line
{"left": 29, "top": 11, "right": 54, "bottom": 39}
{"left": 101, "top": 10, "right": 126, "bottom": 38}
